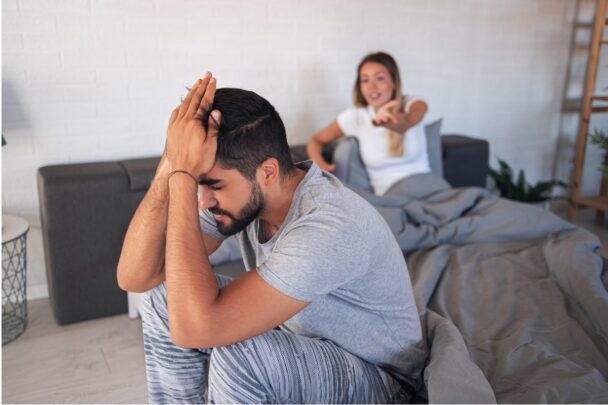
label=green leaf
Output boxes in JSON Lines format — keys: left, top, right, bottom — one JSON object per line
{"left": 516, "top": 170, "right": 526, "bottom": 201}
{"left": 489, "top": 157, "right": 568, "bottom": 202}
{"left": 589, "top": 128, "right": 608, "bottom": 178}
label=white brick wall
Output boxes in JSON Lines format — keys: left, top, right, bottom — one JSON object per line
{"left": 1, "top": 0, "right": 601, "bottom": 300}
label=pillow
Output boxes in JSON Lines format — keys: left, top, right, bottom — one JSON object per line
{"left": 332, "top": 137, "right": 374, "bottom": 193}
{"left": 425, "top": 118, "right": 443, "bottom": 177}
{"left": 332, "top": 118, "right": 444, "bottom": 191}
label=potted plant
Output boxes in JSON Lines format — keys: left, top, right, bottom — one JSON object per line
{"left": 489, "top": 158, "right": 567, "bottom": 207}
{"left": 589, "top": 128, "right": 608, "bottom": 180}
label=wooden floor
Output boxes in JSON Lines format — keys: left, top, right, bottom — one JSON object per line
{"left": 2, "top": 299, "right": 148, "bottom": 404}
{"left": 2, "top": 204, "right": 606, "bottom": 404}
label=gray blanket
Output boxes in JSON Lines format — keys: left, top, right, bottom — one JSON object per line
{"left": 358, "top": 173, "right": 608, "bottom": 403}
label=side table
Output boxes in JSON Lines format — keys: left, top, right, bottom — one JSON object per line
{"left": 2, "top": 214, "right": 30, "bottom": 345}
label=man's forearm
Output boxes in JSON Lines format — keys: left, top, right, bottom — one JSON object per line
{"left": 117, "top": 169, "right": 169, "bottom": 292}
{"left": 165, "top": 174, "right": 219, "bottom": 343}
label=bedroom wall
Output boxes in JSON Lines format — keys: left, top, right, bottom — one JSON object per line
{"left": 1, "top": 0, "right": 587, "bottom": 299}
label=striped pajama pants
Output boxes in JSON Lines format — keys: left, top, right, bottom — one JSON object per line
{"left": 141, "top": 275, "right": 410, "bottom": 404}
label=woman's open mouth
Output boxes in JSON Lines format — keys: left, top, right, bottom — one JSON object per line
{"left": 369, "top": 92, "right": 381, "bottom": 100}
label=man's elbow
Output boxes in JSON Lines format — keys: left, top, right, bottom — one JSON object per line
{"left": 116, "top": 260, "right": 163, "bottom": 292}
{"left": 116, "top": 270, "right": 155, "bottom": 293}
{"left": 116, "top": 267, "right": 130, "bottom": 291}
{"left": 116, "top": 266, "right": 136, "bottom": 292}
{"left": 117, "top": 276, "right": 138, "bottom": 293}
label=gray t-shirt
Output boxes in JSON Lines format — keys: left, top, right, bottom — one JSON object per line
{"left": 200, "top": 161, "right": 424, "bottom": 385}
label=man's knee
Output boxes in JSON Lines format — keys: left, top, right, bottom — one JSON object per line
{"left": 207, "top": 337, "right": 276, "bottom": 403}
{"left": 208, "top": 340, "right": 254, "bottom": 377}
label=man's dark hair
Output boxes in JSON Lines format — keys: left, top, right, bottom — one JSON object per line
{"left": 208, "top": 88, "right": 295, "bottom": 181}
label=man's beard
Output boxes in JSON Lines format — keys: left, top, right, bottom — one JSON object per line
{"left": 209, "top": 181, "right": 265, "bottom": 236}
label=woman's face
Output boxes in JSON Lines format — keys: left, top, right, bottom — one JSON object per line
{"left": 359, "top": 62, "right": 395, "bottom": 111}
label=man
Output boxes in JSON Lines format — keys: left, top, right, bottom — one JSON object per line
{"left": 117, "top": 73, "right": 424, "bottom": 404}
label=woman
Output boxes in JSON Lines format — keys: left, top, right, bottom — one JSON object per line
{"left": 307, "top": 52, "right": 430, "bottom": 196}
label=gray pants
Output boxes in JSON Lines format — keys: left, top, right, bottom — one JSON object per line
{"left": 141, "top": 275, "right": 410, "bottom": 404}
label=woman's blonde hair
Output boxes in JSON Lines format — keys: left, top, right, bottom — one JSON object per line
{"left": 353, "top": 52, "right": 405, "bottom": 157}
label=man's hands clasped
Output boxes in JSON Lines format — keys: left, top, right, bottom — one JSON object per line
{"left": 165, "top": 72, "right": 221, "bottom": 182}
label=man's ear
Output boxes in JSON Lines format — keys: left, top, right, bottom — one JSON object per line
{"left": 258, "top": 158, "right": 280, "bottom": 186}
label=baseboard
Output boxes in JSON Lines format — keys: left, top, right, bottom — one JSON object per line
{"left": 27, "top": 284, "right": 49, "bottom": 301}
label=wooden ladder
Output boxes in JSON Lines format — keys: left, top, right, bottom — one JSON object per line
{"left": 569, "top": 0, "right": 608, "bottom": 223}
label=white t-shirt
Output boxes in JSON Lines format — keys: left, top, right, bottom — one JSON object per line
{"left": 336, "top": 96, "right": 430, "bottom": 195}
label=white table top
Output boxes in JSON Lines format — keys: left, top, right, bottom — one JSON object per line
{"left": 2, "top": 215, "right": 30, "bottom": 244}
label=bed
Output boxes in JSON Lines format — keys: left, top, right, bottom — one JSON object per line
{"left": 357, "top": 172, "right": 608, "bottom": 403}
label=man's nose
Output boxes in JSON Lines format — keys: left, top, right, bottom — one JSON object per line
{"left": 198, "top": 186, "right": 218, "bottom": 210}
